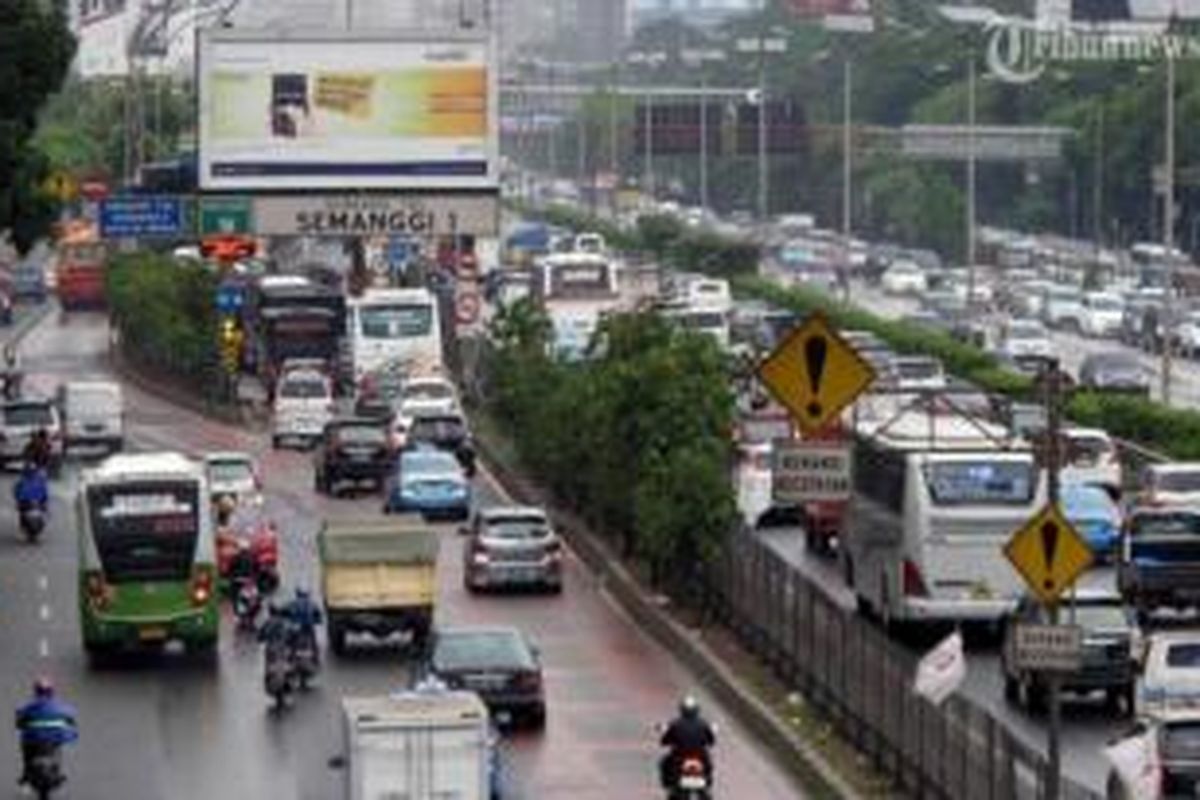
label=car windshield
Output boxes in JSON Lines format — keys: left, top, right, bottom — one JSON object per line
{"left": 1063, "top": 486, "right": 1115, "bottom": 518}
{"left": 435, "top": 631, "right": 533, "bottom": 670}
{"left": 1066, "top": 435, "right": 1113, "bottom": 463}
{"left": 279, "top": 377, "right": 327, "bottom": 399}
{"left": 924, "top": 461, "right": 1035, "bottom": 505}
{"left": 1009, "top": 323, "right": 1046, "bottom": 339}
{"left": 485, "top": 521, "right": 551, "bottom": 540}
{"left": 1164, "top": 722, "right": 1200, "bottom": 760}
{"left": 404, "top": 382, "right": 454, "bottom": 401}
{"left": 208, "top": 461, "right": 254, "bottom": 485}
{"left": 1070, "top": 603, "right": 1127, "bottom": 629}
{"left": 4, "top": 403, "right": 52, "bottom": 427}
{"left": 410, "top": 417, "right": 465, "bottom": 441}
{"left": 1166, "top": 643, "right": 1200, "bottom": 668}
{"left": 1089, "top": 296, "right": 1123, "bottom": 311}
{"left": 334, "top": 425, "right": 385, "bottom": 445}
{"left": 358, "top": 304, "right": 433, "bottom": 339}
{"left": 1131, "top": 512, "right": 1200, "bottom": 538}
{"left": 1158, "top": 472, "right": 1200, "bottom": 493}
{"left": 1091, "top": 356, "right": 1141, "bottom": 375}
{"left": 403, "top": 451, "right": 460, "bottom": 475}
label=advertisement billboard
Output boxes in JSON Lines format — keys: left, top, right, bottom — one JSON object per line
{"left": 197, "top": 30, "right": 498, "bottom": 191}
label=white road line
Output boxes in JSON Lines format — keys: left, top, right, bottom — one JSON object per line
{"left": 38, "top": 604, "right": 50, "bottom": 622}
{"left": 38, "top": 639, "right": 48, "bottom": 659}
{"left": 37, "top": 575, "right": 48, "bottom": 592}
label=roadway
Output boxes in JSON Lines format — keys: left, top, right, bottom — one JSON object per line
{"left": 0, "top": 310, "right": 806, "bottom": 799}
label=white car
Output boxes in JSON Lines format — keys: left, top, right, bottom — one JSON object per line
{"left": 880, "top": 260, "right": 927, "bottom": 295}
{"left": 392, "top": 375, "right": 460, "bottom": 447}
{"left": 1177, "top": 310, "right": 1200, "bottom": 358}
{"left": 1139, "top": 463, "right": 1200, "bottom": 507}
{"left": 1059, "top": 427, "right": 1122, "bottom": 493}
{"left": 1081, "top": 292, "right": 1125, "bottom": 338}
{"left": 0, "top": 398, "right": 63, "bottom": 472}
{"left": 997, "top": 319, "right": 1052, "bottom": 360}
{"left": 891, "top": 356, "right": 947, "bottom": 391}
{"left": 1138, "top": 632, "right": 1200, "bottom": 716}
{"left": 204, "top": 452, "right": 261, "bottom": 506}
{"left": 1042, "top": 286, "right": 1086, "bottom": 331}
{"left": 272, "top": 368, "right": 334, "bottom": 448}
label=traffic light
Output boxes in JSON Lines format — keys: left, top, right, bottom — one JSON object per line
{"left": 218, "top": 315, "right": 243, "bottom": 374}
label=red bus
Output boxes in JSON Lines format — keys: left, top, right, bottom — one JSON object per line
{"left": 56, "top": 221, "right": 107, "bottom": 310}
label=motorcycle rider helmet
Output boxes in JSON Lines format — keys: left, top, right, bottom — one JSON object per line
{"left": 33, "top": 677, "right": 54, "bottom": 698}
{"left": 294, "top": 586, "right": 310, "bottom": 601}
{"left": 679, "top": 695, "right": 700, "bottom": 719}
{"left": 267, "top": 601, "right": 284, "bottom": 616}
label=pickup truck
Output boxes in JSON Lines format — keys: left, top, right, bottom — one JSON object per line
{"left": 320, "top": 515, "right": 438, "bottom": 656}
{"left": 340, "top": 686, "right": 501, "bottom": 800}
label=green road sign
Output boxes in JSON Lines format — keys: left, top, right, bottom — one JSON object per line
{"left": 198, "top": 197, "right": 253, "bottom": 235}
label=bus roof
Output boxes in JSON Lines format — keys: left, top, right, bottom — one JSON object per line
{"left": 857, "top": 411, "right": 1026, "bottom": 453}
{"left": 83, "top": 452, "right": 203, "bottom": 485}
{"left": 539, "top": 252, "right": 614, "bottom": 268}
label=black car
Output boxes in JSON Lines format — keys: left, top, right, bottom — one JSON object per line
{"left": 1078, "top": 352, "right": 1151, "bottom": 397}
{"left": 1001, "top": 590, "right": 1137, "bottom": 715}
{"left": 427, "top": 626, "right": 546, "bottom": 729}
{"left": 406, "top": 411, "right": 476, "bottom": 476}
{"left": 312, "top": 416, "right": 393, "bottom": 495}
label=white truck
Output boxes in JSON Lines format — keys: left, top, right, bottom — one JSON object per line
{"left": 341, "top": 688, "right": 500, "bottom": 800}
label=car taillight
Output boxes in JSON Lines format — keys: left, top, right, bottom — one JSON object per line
{"left": 85, "top": 571, "right": 111, "bottom": 610}
{"left": 902, "top": 559, "right": 929, "bottom": 597}
{"left": 191, "top": 568, "right": 214, "bottom": 606}
{"left": 680, "top": 758, "right": 705, "bottom": 777}
{"left": 514, "top": 671, "right": 542, "bottom": 691}
{"left": 545, "top": 540, "right": 562, "bottom": 558}
{"left": 470, "top": 540, "right": 490, "bottom": 564}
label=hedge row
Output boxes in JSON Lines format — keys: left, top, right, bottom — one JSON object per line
{"left": 511, "top": 200, "right": 1200, "bottom": 461}
{"left": 485, "top": 300, "right": 737, "bottom": 591}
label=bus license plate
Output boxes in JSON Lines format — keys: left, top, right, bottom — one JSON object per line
{"left": 139, "top": 626, "right": 168, "bottom": 641}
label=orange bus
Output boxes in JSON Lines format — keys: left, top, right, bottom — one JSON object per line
{"left": 56, "top": 220, "right": 108, "bottom": 310}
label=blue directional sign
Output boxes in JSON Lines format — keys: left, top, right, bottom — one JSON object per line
{"left": 99, "top": 196, "right": 184, "bottom": 238}
{"left": 387, "top": 236, "right": 415, "bottom": 267}
{"left": 215, "top": 282, "right": 245, "bottom": 314}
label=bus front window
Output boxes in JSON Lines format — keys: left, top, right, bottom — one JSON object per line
{"left": 87, "top": 484, "right": 200, "bottom": 583}
{"left": 359, "top": 305, "right": 433, "bottom": 339}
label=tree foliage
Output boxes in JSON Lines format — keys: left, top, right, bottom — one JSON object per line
{"left": 487, "top": 302, "right": 737, "bottom": 592}
{"left": 0, "top": 0, "right": 75, "bottom": 254}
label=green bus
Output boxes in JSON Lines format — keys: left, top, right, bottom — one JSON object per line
{"left": 77, "top": 452, "right": 218, "bottom": 660}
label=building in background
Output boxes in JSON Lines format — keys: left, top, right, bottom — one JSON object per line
{"left": 627, "top": 0, "right": 757, "bottom": 32}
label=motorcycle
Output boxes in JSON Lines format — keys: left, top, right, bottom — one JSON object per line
{"left": 667, "top": 753, "right": 712, "bottom": 800}
{"left": 263, "top": 641, "right": 294, "bottom": 710}
{"left": 26, "top": 743, "right": 65, "bottom": 800}
{"left": 217, "top": 522, "right": 280, "bottom": 594}
{"left": 18, "top": 502, "right": 46, "bottom": 544}
{"left": 232, "top": 580, "right": 262, "bottom": 632}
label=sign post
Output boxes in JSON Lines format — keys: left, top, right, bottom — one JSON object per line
{"left": 771, "top": 439, "right": 851, "bottom": 504}
{"left": 1003, "top": 361, "right": 1086, "bottom": 800}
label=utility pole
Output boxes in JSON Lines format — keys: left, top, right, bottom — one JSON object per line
{"left": 1042, "top": 358, "right": 1065, "bottom": 800}
{"left": 841, "top": 56, "right": 852, "bottom": 238}
{"left": 1162, "top": 50, "right": 1177, "bottom": 405}
{"left": 756, "top": 18, "right": 769, "bottom": 221}
{"left": 1092, "top": 102, "right": 1105, "bottom": 260}
{"left": 966, "top": 54, "right": 978, "bottom": 313}
{"left": 644, "top": 91, "right": 654, "bottom": 198}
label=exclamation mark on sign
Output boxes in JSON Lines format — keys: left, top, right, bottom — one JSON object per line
{"left": 1040, "top": 521, "right": 1060, "bottom": 592}
{"left": 804, "top": 335, "right": 828, "bottom": 420}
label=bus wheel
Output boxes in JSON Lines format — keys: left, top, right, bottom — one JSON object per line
{"left": 192, "top": 640, "right": 219, "bottom": 668}
{"left": 84, "top": 642, "right": 112, "bottom": 670}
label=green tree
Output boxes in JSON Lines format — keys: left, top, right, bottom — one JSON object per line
{"left": 0, "top": 0, "right": 76, "bottom": 254}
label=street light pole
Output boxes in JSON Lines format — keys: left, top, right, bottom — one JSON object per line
{"left": 1162, "top": 50, "right": 1177, "bottom": 406}
{"left": 841, "top": 56, "right": 852, "bottom": 238}
{"left": 966, "top": 54, "right": 978, "bottom": 313}
{"left": 756, "top": 26, "right": 769, "bottom": 221}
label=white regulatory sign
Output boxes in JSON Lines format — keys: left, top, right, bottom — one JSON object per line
{"left": 252, "top": 194, "right": 498, "bottom": 237}
{"left": 1011, "top": 623, "right": 1083, "bottom": 673}
{"left": 771, "top": 439, "right": 851, "bottom": 504}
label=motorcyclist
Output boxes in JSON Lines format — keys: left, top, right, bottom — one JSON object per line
{"left": 23, "top": 428, "right": 52, "bottom": 472}
{"left": 282, "top": 587, "right": 323, "bottom": 660}
{"left": 658, "top": 696, "right": 716, "bottom": 790}
{"left": 256, "top": 602, "right": 293, "bottom": 650}
{"left": 2, "top": 345, "right": 21, "bottom": 399}
{"left": 14, "top": 462, "right": 49, "bottom": 512}
{"left": 14, "top": 677, "right": 78, "bottom": 787}
{"left": 215, "top": 494, "right": 237, "bottom": 528}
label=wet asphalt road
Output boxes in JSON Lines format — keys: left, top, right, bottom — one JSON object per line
{"left": 0, "top": 311, "right": 806, "bottom": 800}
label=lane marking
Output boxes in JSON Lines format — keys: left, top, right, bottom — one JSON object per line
{"left": 39, "top": 604, "right": 50, "bottom": 622}
{"left": 38, "top": 639, "right": 48, "bottom": 659}
{"left": 37, "top": 575, "right": 48, "bottom": 592}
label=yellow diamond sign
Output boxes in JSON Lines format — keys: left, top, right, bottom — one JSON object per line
{"left": 756, "top": 311, "right": 876, "bottom": 435}
{"left": 1004, "top": 503, "right": 1094, "bottom": 606}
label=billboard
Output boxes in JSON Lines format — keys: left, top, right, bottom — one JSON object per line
{"left": 197, "top": 30, "right": 498, "bottom": 191}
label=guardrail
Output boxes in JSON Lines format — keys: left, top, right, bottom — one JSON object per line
{"left": 700, "top": 531, "right": 1102, "bottom": 800}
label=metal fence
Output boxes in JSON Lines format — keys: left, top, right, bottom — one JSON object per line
{"left": 700, "top": 531, "right": 1102, "bottom": 800}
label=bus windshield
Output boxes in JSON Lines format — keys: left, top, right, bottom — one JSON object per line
{"left": 923, "top": 461, "right": 1035, "bottom": 506}
{"left": 359, "top": 305, "right": 433, "bottom": 339}
{"left": 87, "top": 482, "right": 200, "bottom": 583}
{"left": 546, "top": 263, "right": 616, "bottom": 299}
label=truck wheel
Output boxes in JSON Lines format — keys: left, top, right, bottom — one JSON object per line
{"left": 1003, "top": 673, "right": 1019, "bottom": 704}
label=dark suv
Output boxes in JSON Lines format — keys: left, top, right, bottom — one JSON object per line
{"left": 1001, "top": 590, "right": 1137, "bottom": 715}
{"left": 312, "top": 416, "right": 393, "bottom": 495}
{"left": 406, "top": 410, "right": 476, "bottom": 476}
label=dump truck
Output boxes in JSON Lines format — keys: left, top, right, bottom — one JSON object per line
{"left": 320, "top": 515, "right": 438, "bottom": 655}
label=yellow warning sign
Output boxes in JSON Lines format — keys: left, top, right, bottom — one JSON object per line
{"left": 756, "top": 311, "right": 876, "bottom": 436}
{"left": 1004, "top": 503, "right": 1094, "bottom": 606}
{"left": 41, "top": 172, "right": 77, "bottom": 203}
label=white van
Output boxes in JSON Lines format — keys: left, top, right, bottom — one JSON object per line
{"left": 272, "top": 367, "right": 333, "bottom": 448}
{"left": 57, "top": 380, "right": 123, "bottom": 453}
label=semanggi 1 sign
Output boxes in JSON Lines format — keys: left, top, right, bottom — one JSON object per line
{"left": 772, "top": 439, "right": 852, "bottom": 503}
